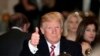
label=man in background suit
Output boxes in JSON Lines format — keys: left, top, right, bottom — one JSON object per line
{"left": 20, "top": 12, "right": 83, "bottom": 56}
{"left": 0, "top": 13, "right": 30, "bottom": 56}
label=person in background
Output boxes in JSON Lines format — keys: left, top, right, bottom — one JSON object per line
{"left": 14, "top": 0, "right": 40, "bottom": 33}
{"left": 20, "top": 12, "right": 83, "bottom": 56}
{"left": 0, "top": 13, "right": 30, "bottom": 56}
{"left": 41, "top": 0, "right": 56, "bottom": 14}
{"left": 63, "top": 11, "right": 82, "bottom": 41}
{"left": 76, "top": 18, "right": 98, "bottom": 56}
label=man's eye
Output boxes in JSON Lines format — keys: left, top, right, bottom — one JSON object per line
{"left": 47, "top": 27, "right": 51, "bottom": 29}
{"left": 56, "top": 27, "right": 60, "bottom": 28}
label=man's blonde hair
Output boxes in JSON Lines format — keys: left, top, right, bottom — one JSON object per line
{"left": 40, "top": 12, "right": 64, "bottom": 28}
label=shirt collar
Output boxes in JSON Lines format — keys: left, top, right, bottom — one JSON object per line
{"left": 46, "top": 40, "right": 60, "bottom": 48}
{"left": 12, "top": 26, "right": 22, "bottom": 31}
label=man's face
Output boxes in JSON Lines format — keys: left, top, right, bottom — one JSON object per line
{"left": 41, "top": 21, "right": 63, "bottom": 44}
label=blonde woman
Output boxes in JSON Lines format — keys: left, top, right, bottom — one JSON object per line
{"left": 63, "top": 12, "right": 82, "bottom": 41}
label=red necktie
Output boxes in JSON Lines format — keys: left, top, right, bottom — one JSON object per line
{"left": 50, "top": 45, "right": 55, "bottom": 56}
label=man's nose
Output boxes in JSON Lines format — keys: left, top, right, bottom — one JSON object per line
{"left": 52, "top": 28, "right": 56, "bottom": 34}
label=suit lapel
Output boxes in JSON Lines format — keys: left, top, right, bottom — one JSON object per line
{"left": 38, "top": 36, "right": 71, "bottom": 56}
{"left": 60, "top": 37, "right": 66, "bottom": 54}
{"left": 38, "top": 36, "right": 50, "bottom": 56}
{"left": 60, "top": 37, "right": 71, "bottom": 55}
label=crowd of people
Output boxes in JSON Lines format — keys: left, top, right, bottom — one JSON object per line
{"left": 0, "top": 0, "right": 100, "bottom": 56}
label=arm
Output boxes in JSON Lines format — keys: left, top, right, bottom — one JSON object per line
{"left": 69, "top": 43, "right": 83, "bottom": 56}
{"left": 20, "top": 27, "right": 40, "bottom": 56}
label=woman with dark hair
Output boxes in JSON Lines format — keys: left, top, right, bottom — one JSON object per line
{"left": 76, "top": 18, "right": 98, "bottom": 56}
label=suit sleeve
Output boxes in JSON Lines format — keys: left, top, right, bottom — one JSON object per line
{"left": 19, "top": 40, "right": 39, "bottom": 56}
{"left": 28, "top": 40, "right": 38, "bottom": 54}
{"left": 69, "top": 43, "right": 83, "bottom": 56}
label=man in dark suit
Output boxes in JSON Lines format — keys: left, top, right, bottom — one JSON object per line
{"left": 20, "top": 12, "right": 83, "bottom": 56}
{"left": 0, "top": 13, "right": 30, "bottom": 56}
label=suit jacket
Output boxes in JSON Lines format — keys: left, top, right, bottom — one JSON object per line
{"left": 20, "top": 35, "right": 83, "bottom": 56}
{"left": 0, "top": 29, "right": 28, "bottom": 56}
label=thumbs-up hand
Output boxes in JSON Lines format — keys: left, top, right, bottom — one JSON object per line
{"left": 30, "top": 27, "right": 40, "bottom": 47}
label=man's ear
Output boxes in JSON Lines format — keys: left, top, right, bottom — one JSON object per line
{"left": 61, "top": 28, "right": 63, "bottom": 34}
{"left": 22, "top": 24, "right": 27, "bottom": 32}
{"left": 22, "top": 23, "right": 30, "bottom": 32}
{"left": 40, "top": 27, "right": 44, "bottom": 34}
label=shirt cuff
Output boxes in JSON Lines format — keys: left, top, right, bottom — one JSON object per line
{"left": 28, "top": 40, "right": 38, "bottom": 54}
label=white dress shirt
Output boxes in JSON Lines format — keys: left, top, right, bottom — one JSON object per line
{"left": 47, "top": 41, "right": 60, "bottom": 56}
{"left": 28, "top": 40, "right": 60, "bottom": 56}
{"left": 28, "top": 40, "right": 38, "bottom": 54}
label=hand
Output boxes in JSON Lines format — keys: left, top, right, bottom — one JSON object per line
{"left": 30, "top": 27, "right": 40, "bottom": 47}
{"left": 81, "top": 42, "right": 91, "bottom": 56}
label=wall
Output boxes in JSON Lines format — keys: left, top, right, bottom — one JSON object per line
{"left": 0, "top": 0, "right": 8, "bottom": 15}
{"left": 0, "top": 0, "right": 18, "bottom": 15}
